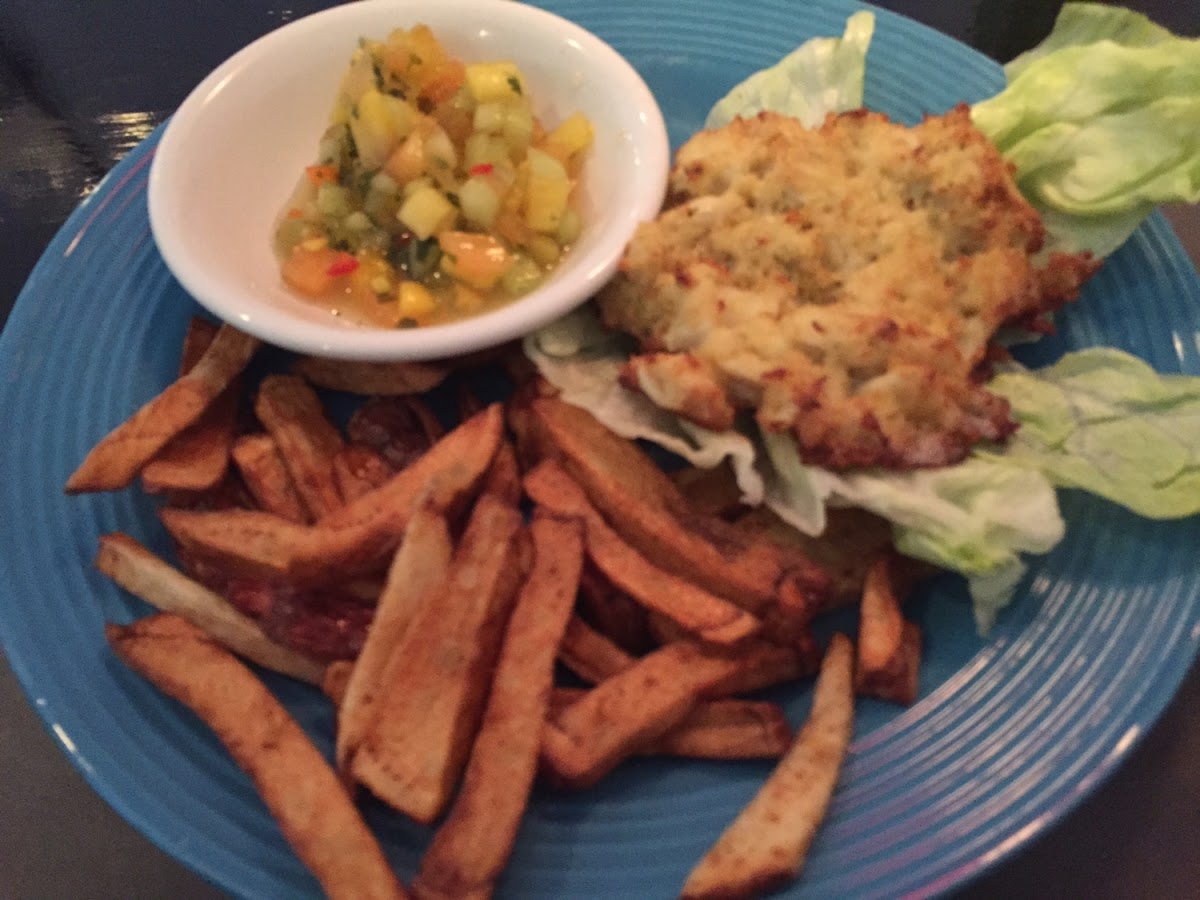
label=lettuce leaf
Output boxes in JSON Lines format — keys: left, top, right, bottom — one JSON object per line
{"left": 983, "top": 348, "right": 1200, "bottom": 518}
{"left": 971, "top": 2, "right": 1200, "bottom": 256}
{"left": 706, "top": 10, "right": 874, "bottom": 129}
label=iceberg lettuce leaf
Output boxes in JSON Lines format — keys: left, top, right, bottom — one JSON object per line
{"left": 984, "top": 348, "right": 1200, "bottom": 518}
{"left": 971, "top": 2, "right": 1200, "bottom": 256}
{"left": 706, "top": 10, "right": 874, "bottom": 129}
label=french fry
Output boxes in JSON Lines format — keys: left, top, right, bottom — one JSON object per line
{"left": 524, "top": 461, "right": 761, "bottom": 646}
{"left": 351, "top": 493, "right": 529, "bottom": 824}
{"left": 66, "top": 324, "right": 260, "bottom": 493}
{"left": 232, "top": 433, "right": 310, "bottom": 523}
{"left": 541, "top": 640, "right": 760, "bottom": 789}
{"left": 95, "top": 533, "right": 325, "bottom": 685}
{"left": 294, "top": 355, "right": 450, "bottom": 395}
{"left": 141, "top": 318, "right": 239, "bottom": 494}
{"left": 549, "top": 689, "right": 792, "bottom": 760}
{"left": 413, "top": 512, "right": 584, "bottom": 900}
{"left": 337, "top": 498, "right": 454, "bottom": 773}
{"left": 577, "top": 564, "right": 654, "bottom": 655}
{"left": 523, "top": 395, "right": 834, "bottom": 617}
{"left": 332, "top": 443, "right": 395, "bottom": 504}
{"left": 680, "top": 635, "right": 856, "bottom": 900}
{"left": 481, "top": 439, "right": 522, "bottom": 506}
{"left": 324, "top": 660, "right": 354, "bottom": 706}
{"left": 106, "top": 614, "right": 407, "bottom": 900}
{"left": 160, "top": 405, "right": 503, "bottom": 584}
{"left": 255, "top": 374, "right": 345, "bottom": 520}
{"left": 557, "top": 614, "right": 636, "bottom": 684}
{"left": 669, "top": 461, "right": 745, "bottom": 519}
{"left": 855, "top": 557, "right": 922, "bottom": 705}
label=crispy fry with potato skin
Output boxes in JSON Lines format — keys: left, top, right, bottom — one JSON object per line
{"left": 106, "top": 614, "right": 407, "bottom": 900}
{"left": 413, "top": 512, "right": 584, "bottom": 900}
{"left": 141, "top": 317, "right": 239, "bottom": 494}
{"left": 160, "top": 405, "right": 503, "bottom": 584}
{"left": 523, "top": 394, "right": 834, "bottom": 619}
{"left": 351, "top": 493, "right": 529, "bottom": 824}
{"left": 95, "top": 533, "right": 325, "bottom": 685}
{"left": 66, "top": 324, "right": 260, "bottom": 493}
{"left": 293, "top": 355, "right": 450, "bottom": 396}
{"left": 524, "top": 461, "right": 761, "bottom": 646}
{"left": 337, "top": 498, "right": 454, "bottom": 774}
{"left": 232, "top": 433, "right": 310, "bottom": 523}
{"left": 556, "top": 614, "right": 637, "bottom": 684}
{"left": 255, "top": 374, "right": 346, "bottom": 520}
{"left": 549, "top": 689, "right": 792, "bottom": 760}
{"left": 681, "top": 635, "right": 856, "bottom": 899}
{"left": 542, "top": 640, "right": 777, "bottom": 789}
{"left": 855, "top": 556, "right": 922, "bottom": 705}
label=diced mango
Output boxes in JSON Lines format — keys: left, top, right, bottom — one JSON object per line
{"left": 350, "top": 89, "right": 420, "bottom": 169}
{"left": 397, "top": 185, "right": 457, "bottom": 239}
{"left": 438, "top": 231, "right": 514, "bottom": 291}
{"left": 464, "top": 61, "right": 526, "bottom": 104}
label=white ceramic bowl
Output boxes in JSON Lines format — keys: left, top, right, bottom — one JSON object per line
{"left": 148, "top": 0, "right": 668, "bottom": 360}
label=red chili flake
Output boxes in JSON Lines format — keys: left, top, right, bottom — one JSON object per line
{"left": 326, "top": 252, "right": 360, "bottom": 277}
{"left": 469, "top": 163, "right": 495, "bottom": 177}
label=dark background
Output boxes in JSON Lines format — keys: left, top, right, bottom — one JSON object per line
{"left": 1, "top": 2, "right": 1197, "bottom": 898}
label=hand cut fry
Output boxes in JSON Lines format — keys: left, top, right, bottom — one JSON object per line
{"left": 95, "top": 533, "right": 325, "bottom": 685}
{"left": 541, "top": 640, "right": 762, "bottom": 789}
{"left": 681, "top": 635, "right": 855, "bottom": 900}
{"left": 481, "top": 439, "right": 522, "bottom": 506}
{"left": 107, "top": 614, "right": 407, "bottom": 900}
{"left": 323, "top": 660, "right": 353, "bottom": 706}
{"left": 160, "top": 405, "right": 503, "bottom": 584}
{"left": 413, "top": 512, "right": 583, "bottom": 900}
{"left": 255, "top": 374, "right": 346, "bottom": 520}
{"left": 141, "top": 317, "right": 239, "bottom": 494}
{"left": 577, "top": 564, "right": 654, "bottom": 654}
{"left": 855, "top": 556, "right": 922, "bottom": 705}
{"left": 332, "top": 443, "right": 395, "bottom": 504}
{"left": 294, "top": 355, "right": 449, "bottom": 395}
{"left": 525, "top": 461, "right": 761, "bottom": 646}
{"left": 351, "top": 493, "right": 529, "bottom": 824}
{"left": 523, "top": 394, "right": 833, "bottom": 616}
{"left": 232, "top": 433, "right": 310, "bottom": 523}
{"left": 550, "top": 689, "right": 792, "bottom": 761}
{"left": 557, "top": 614, "right": 637, "bottom": 684}
{"left": 66, "top": 324, "right": 260, "bottom": 493}
{"left": 337, "top": 497, "right": 453, "bottom": 773}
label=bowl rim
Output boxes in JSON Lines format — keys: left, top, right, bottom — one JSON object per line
{"left": 147, "top": 0, "right": 669, "bottom": 361}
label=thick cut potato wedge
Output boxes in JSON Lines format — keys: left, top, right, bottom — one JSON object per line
{"left": 141, "top": 317, "right": 239, "bottom": 494}
{"left": 523, "top": 394, "right": 833, "bottom": 619}
{"left": 107, "top": 614, "right": 407, "bottom": 900}
{"left": 293, "top": 355, "right": 450, "bottom": 395}
{"left": 232, "top": 433, "right": 310, "bottom": 523}
{"left": 160, "top": 405, "right": 503, "bottom": 584}
{"left": 681, "top": 635, "right": 856, "bottom": 899}
{"left": 66, "top": 324, "right": 260, "bottom": 493}
{"left": 254, "top": 374, "right": 346, "bottom": 520}
{"left": 413, "top": 512, "right": 583, "bottom": 900}
{"left": 855, "top": 556, "right": 922, "bottom": 705}
{"left": 556, "top": 615, "right": 637, "bottom": 684}
{"left": 95, "top": 533, "right": 325, "bottom": 685}
{"left": 525, "top": 461, "right": 761, "bottom": 646}
{"left": 351, "top": 493, "right": 529, "bottom": 824}
{"left": 337, "top": 498, "right": 453, "bottom": 773}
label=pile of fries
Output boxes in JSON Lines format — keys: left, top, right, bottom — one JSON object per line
{"left": 69, "top": 318, "right": 927, "bottom": 899}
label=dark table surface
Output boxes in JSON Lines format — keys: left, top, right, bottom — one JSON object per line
{"left": 2, "top": 2, "right": 1197, "bottom": 898}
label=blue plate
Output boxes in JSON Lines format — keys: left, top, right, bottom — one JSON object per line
{"left": 1, "top": 1, "right": 1198, "bottom": 897}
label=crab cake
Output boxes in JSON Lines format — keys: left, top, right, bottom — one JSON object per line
{"left": 596, "top": 105, "right": 1099, "bottom": 469}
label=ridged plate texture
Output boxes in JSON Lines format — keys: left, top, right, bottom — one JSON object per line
{"left": 0, "top": 1, "right": 1197, "bottom": 898}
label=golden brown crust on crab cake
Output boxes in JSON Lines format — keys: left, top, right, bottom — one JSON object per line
{"left": 596, "top": 104, "right": 1099, "bottom": 470}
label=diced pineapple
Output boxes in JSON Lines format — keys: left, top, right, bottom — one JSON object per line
{"left": 523, "top": 148, "right": 571, "bottom": 233}
{"left": 423, "top": 125, "right": 458, "bottom": 184}
{"left": 464, "top": 61, "right": 526, "bottom": 104}
{"left": 501, "top": 104, "right": 535, "bottom": 155}
{"left": 464, "top": 133, "right": 511, "bottom": 171}
{"left": 397, "top": 185, "right": 458, "bottom": 239}
{"left": 543, "top": 111, "right": 594, "bottom": 162}
{"left": 350, "top": 89, "right": 420, "bottom": 168}
{"left": 556, "top": 206, "right": 582, "bottom": 245}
